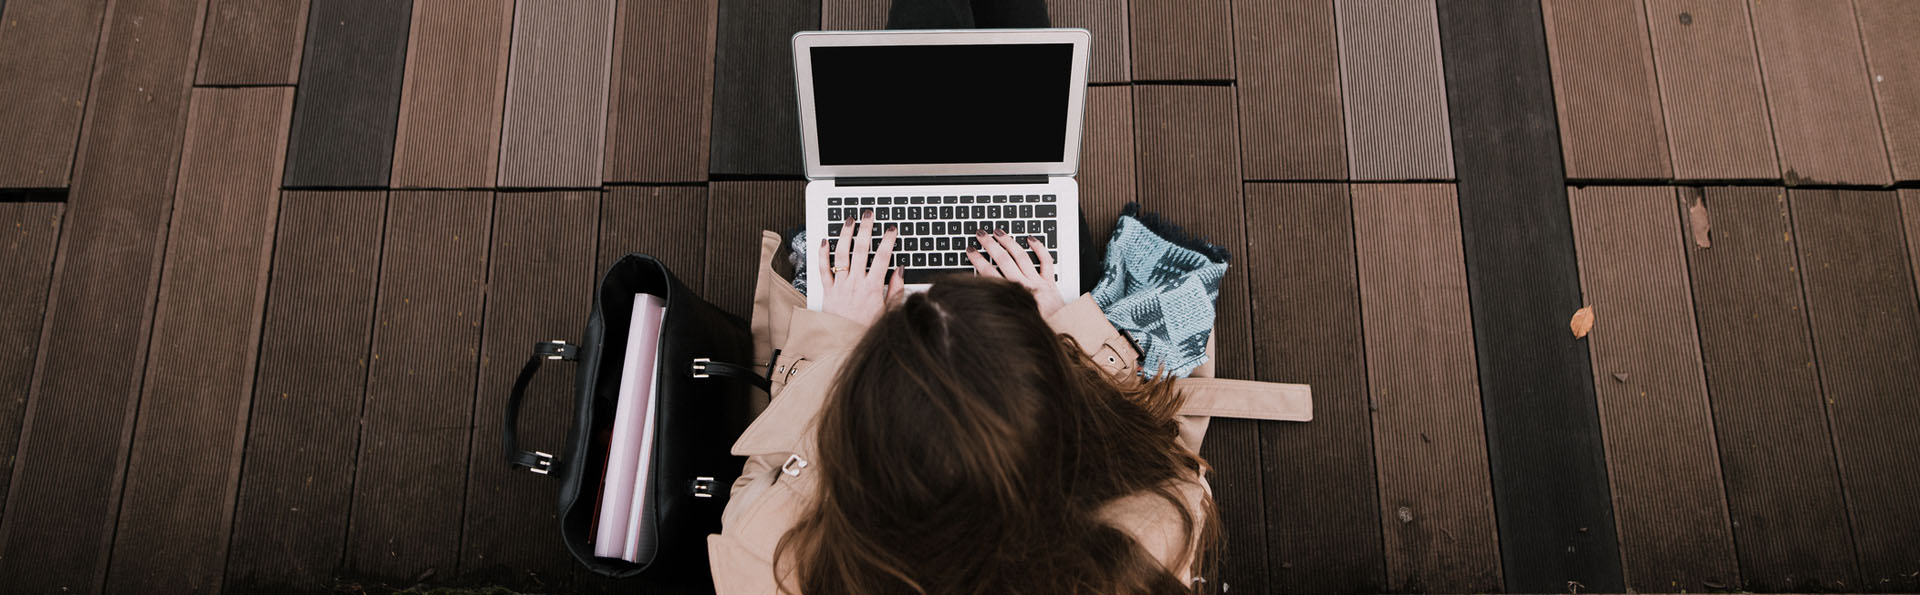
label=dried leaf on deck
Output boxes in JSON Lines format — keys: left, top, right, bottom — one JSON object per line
{"left": 1570, "top": 306, "right": 1595, "bottom": 338}
{"left": 1688, "top": 197, "right": 1712, "bottom": 248}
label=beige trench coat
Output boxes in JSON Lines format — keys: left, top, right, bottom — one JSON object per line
{"left": 705, "top": 232, "right": 1312, "bottom": 593}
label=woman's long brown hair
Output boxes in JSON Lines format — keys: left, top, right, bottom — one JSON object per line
{"left": 775, "top": 276, "right": 1220, "bottom": 594}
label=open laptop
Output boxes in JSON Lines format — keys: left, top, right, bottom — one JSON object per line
{"left": 793, "top": 29, "right": 1090, "bottom": 311}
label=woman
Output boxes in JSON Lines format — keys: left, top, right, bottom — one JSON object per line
{"left": 706, "top": 212, "right": 1312, "bottom": 594}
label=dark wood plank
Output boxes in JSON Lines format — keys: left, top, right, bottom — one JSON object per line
{"left": 709, "top": 0, "right": 817, "bottom": 177}
{"left": 1128, "top": 0, "right": 1230, "bottom": 81}
{"left": 1244, "top": 183, "right": 1386, "bottom": 593}
{"left": 0, "top": 1, "right": 207, "bottom": 591}
{"left": 1045, "top": 0, "right": 1128, "bottom": 83}
{"left": 1906, "top": 190, "right": 1920, "bottom": 294}
{"left": 1566, "top": 186, "right": 1737, "bottom": 592}
{"left": 1133, "top": 84, "right": 1264, "bottom": 592}
{"left": 1541, "top": 0, "right": 1673, "bottom": 180}
{"left": 705, "top": 181, "right": 804, "bottom": 320}
{"left": 0, "top": 202, "right": 62, "bottom": 517}
{"left": 1435, "top": 1, "right": 1625, "bottom": 591}
{"left": 497, "top": 0, "right": 615, "bottom": 189}
{"left": 1350, "top": 183, "right": 1501, "bottom": 593}
{"left": 389, "top": 0, "right": 512, "bottom": 189}
{"left": 1790, "top": 189, "right": 1920, "bottom": 591}
{"left": 1234, "top": 0, "right": 1344, "bottom": 181}
{"left": 103, "top": 86, "right": 293, "bottom": 595}
{"left": 459, "top": 191, "right": 598, "bottom": 590}
{"left": 281, "top": 0, "right": 412, "bottom": 188}
{"left": 1078, "top": 85, "right": 1134, "bottom": 250}
{"left": 224, "top": 190, "right": 386, "bottom": 592}
{"left": 1748, "top": 1, "right": 1892, "bottom": 186}
{"left": 1857, "top": 0, "right": 1920, "bottom": 182}
{"left": 344, "top": 191, "right": 492, "bottom": 584}
{"left": 1336, "top": 0, "right": 1453, "bottom": 180}
{"left": 821, "top": 0, "right": 886, "bottom": 29}
{"left": 195, "top": 0, "right": 309, "bottom": 85}
{"left": 601, "top": 186, "right": 711, "bottom": 281}
{"left": 1684, "top": 186, "right": 1854, "bottom": 592}
{"left": 604, "top": 0, "right": 717, "bottom": 184}
{"left": 0, "top": 0, "right": 107, "bottom": 187}
{"left": 1643, "top": 0, "right": 1778, "bottom": 181}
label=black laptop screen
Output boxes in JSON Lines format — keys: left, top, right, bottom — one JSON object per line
{"left": 810, "top": 43, "right": 1073, "bottom": 166}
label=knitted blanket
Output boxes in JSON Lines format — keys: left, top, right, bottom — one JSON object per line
{"left": 1091, "top": 204, "right": 1230, "bottom": 378}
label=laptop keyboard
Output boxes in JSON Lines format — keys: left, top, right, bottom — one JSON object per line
{"left": 826, "top": 194, "right": 1060, "bottom": 284}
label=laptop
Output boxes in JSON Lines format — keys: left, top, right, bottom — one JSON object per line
{"left": 793, "top": 28, "right": 1091, "bottom": 311}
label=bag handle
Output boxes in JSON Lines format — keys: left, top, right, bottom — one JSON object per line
{"left": 690, "top": 357, "right": 772, "bottom": 393}
{"left": 505, "top": 340, "right": 578, "bottom": 475}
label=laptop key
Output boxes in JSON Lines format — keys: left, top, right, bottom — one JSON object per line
{"left": 1042, "top": 194, "right": 1055, "bottom": 202}
{"left": 972, "top": 206, "right": 985, "bottom": 218}
{"left": 1008, "top": 194, "right": 1024, "bottom": 203}
{"left": 940, "top": 206, "right": 954, "bottom": 219}
{"left": 908, "top": 206, "right": 921, "bottom": 219}
{"left": 1012, "top": 220, "right": 1025, "bottom": 234}
{"left": 903, "top": 267, "right": 971, "bottom": 284}
{"left": 1036, "top": 204, "right": 1056, "bottom": 217}
{"left": 916, "top": 222, "right": 930, "bottom": 235}
{"left": 1020, "top": 205, "right": 1033, "bottom": 218}
{"left": 891, "top": 206, "right": 905, "bottom": 219}
{"left": 913, "top": 253, "right": 927, "bottom": 267}
{"left": 911, "top": 196, "right": 925, "bottom": 204}
{"left": 829, "top": 197, "right": 842, "bottom": 205}
{"left": 960, "top": 195, "right": 975, "bottom": 203}
{"left": 829, "top": 223, "right": 842, "bottom": 237}
{"left": 862, "top": 197, "right": 875, "bottom": 205}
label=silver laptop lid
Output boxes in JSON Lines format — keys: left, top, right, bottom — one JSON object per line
{"left": 793, "top": 29, "right": 1091, "bottom": 181}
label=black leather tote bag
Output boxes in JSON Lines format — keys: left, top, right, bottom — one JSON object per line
{"left": 502, "top": 254, "right": 766, "bottom": 587}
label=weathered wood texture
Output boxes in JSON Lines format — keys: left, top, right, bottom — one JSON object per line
{"left": 1078, "top": 85, "right": 1135, "bottom": 247}
{"left": 1566, "top": 186, "right": 1737, "bottom": 592}
{"left": 343, "top": 191, "right": 491, "bottom": 583}
{"left": 497, "top": 0, "right": 616, "bottom": 188}
{"left": 389, "top": 0, "right": 512, "bottom": 189}
{"left": 195, "top": 0, "right": 309, "bottom": 85}
{"left": 0, "top": 203, "right": 62, "bottom": 516}
{"left": 224, "top": 191, "right": 387, "bottom": 592}
{"left": 282, "top": 0, "right": 412, "bottom": 188}
{"left": 1643, "top": 0, "right": 1778, "bottom": 180}
{"left": 1129, "top": 0, "right": 1231, "bottom": 81}
{"left": 705, "top": 181, "right": 805, "bottom": 320}
{"left": 709, "top": 0, "right": 817, "bottom": 176}
{"left": 601, "top": 186, "right": 712, "bottom": 279}
{"left": 1350, "top": 183, "right": 1501, "bottom": 593}
{"left": 1856, "top": 0, "right": 1920, "bottom": 182}
{"left": 1046, "top": 0, "right": 1129, "bottom": 83}
{"left": 605, "top": 0, "right": 718, "bottom": 183}
{"left": 1748, "top": 1, "right": 1891, "bottom": 186}
{"left": 0, "top": 0, "right": 206, "bottom": 591}
{"left": 821, "top": 0, "right": 888, "bottom": 29}
{"left": 1337, "top": 0, "right": 1453, "bottom": 180}
{"left": 1790, "top": 189, "right": 1920, "bottom": 591}
{"left": 1542, "top": 0, "right": 1672, "bottom": 179}
{"left": 1235, "top": 0, "right": 1345, "bottom": 180}
{"left": 460, "top": 191, "right": 598, "bottom": 590}
{"left": 0, "top": 0, "right": 106, "bottom": 187}
{"left": 1683, "top": 186, "right": 1854, "bottom": 592}
{"left": 1244, "top": 183, "right": 1385, "bottom": 593}
{"left": 104, "top": 86, "right": 293, "bottom": 595}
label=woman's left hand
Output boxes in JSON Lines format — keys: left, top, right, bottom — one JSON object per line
{"left": 818, "top": 209, "right": 904, "bottom": 326}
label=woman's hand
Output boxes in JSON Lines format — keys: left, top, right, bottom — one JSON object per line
{"left": 819, "top": 209, "right": 904, "bottom": 326}
{"left": 965, "top": 227, "right": 1066, "bottom": 318}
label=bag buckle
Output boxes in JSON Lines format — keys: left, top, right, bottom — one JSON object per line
{"left": 690, "top": 357, "right": 712, "bottom": 378}
{"left": 781, "top": 454, "right": 809, "bottom": 477}
{"left": 691, "top": 476, "right": 717, "bottom": 498}
{"left": 536, "top": 340, "right": 577, "bottom": 361}
{"left": 527, "top": 451, "right": 555, "bottom": 475}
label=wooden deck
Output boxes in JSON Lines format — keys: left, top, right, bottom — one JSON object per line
{"left": 1, "top": 0, "right": 1917, "bottom": 593}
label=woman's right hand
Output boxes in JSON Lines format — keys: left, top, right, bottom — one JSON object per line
{"left": 965, "top": 227, "right": 1067, "bottom": 318}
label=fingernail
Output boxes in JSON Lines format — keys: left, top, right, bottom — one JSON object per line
{"left": 862, "top": 208, "right": 873, "bottom": 218}
{"left": 975, "top": 229, "right": 986, "bottom": 237}
{"left": 994, "top": 228, "right": 1007, "bottom": 237}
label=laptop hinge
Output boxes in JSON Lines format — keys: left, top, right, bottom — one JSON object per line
{"left": 836, "top": 174, "right": 1050, "bottom": 187}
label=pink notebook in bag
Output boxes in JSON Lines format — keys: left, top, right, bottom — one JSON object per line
{"left": 593, "top": 294, "right": 666, "bottom": 561}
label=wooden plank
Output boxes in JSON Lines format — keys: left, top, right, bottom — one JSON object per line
{"left": 1244, "top": 183, "right": 1386, "bottom": 593}
{"left": 709, "top": 0, "right": 817, "bottom": 176}
{"left": 705, "top": 181, "right": 803, "bottom": 320}
{"left": 1644, "top": 0, "right": 1778, "bottom": 181}
{"left": 1791, "top": 189, "right": 1920, "bottom": 592}
{"left": 1079, "top": 85, "right": 1134, "bottom": 250}
{"left": 388, "top": 0, "right": 512, "bottom": 189}
{"left": 497, "top": 0, "right": 615, "bottom": 189}
{"left": 1234, "top": 0, "right": 1345, "bottom": 181}
{"left": 600, "top": 186, "right": 710, "bottom": 280}
{"left": 459, "top": 191, "right": 597, "bottom": 589}
{"left": 101, "top": 86, "right": 293, "bottom": 595}
{"left": 1748, "top": 1, "right": 1891, "bottom": 186}
{"left": 1337, "top": 0, "right": 1454, "bottom": 180}
{"left": 1683, "top": 186, "right": 1854, "bottom": 592}
{"left": 1435, "top": 1, "right": 1625, "bottom": 591}
{"left": 820, "top": 0, "right": 886, "bottom": 29}
{"left": 0, "top": 0, "right": 207, "bottom": 591}
{"left": 195, "top": 0, "right": 310, "bottom": 85}
{"left": 281, "top": 0, "right": 412, "bottom": 188}
{"left": 1541, "top": 0, "right": 1673, "bottom": 180}
{"left": 343, "top": 191, "right": 492, "bottom": 583}
{"left": 0, "top": 0, "right": 107, "bottom": 187}
{"left": 223, "top": 191, "right": 386, "bottom": 592}
{"left": 604, "top": 0, "right": 717, "bottom": 184}
{"left": 1046, "top": 0, "right": 1129, "bottom": 83}
{"left": 0, "top": 203, "right": 62, "bottom": 517}
{"left": 1856, "top": 0, "right": 1920, "bottom": 182}
{"left": 1128, "top": 0, "right": 1231, "bottom": 81}
{"left": 1907, "top": 190, "right": 1920, "bottom": 299}
{"left": 1133, "top": 84, "right": 1264, "bottom": 592}
{"left": 1567, "top": 186, "right": 1737, "bottom": 592}
{"left": 1350, "top": 183, "right": 1501, "bottom": 593}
